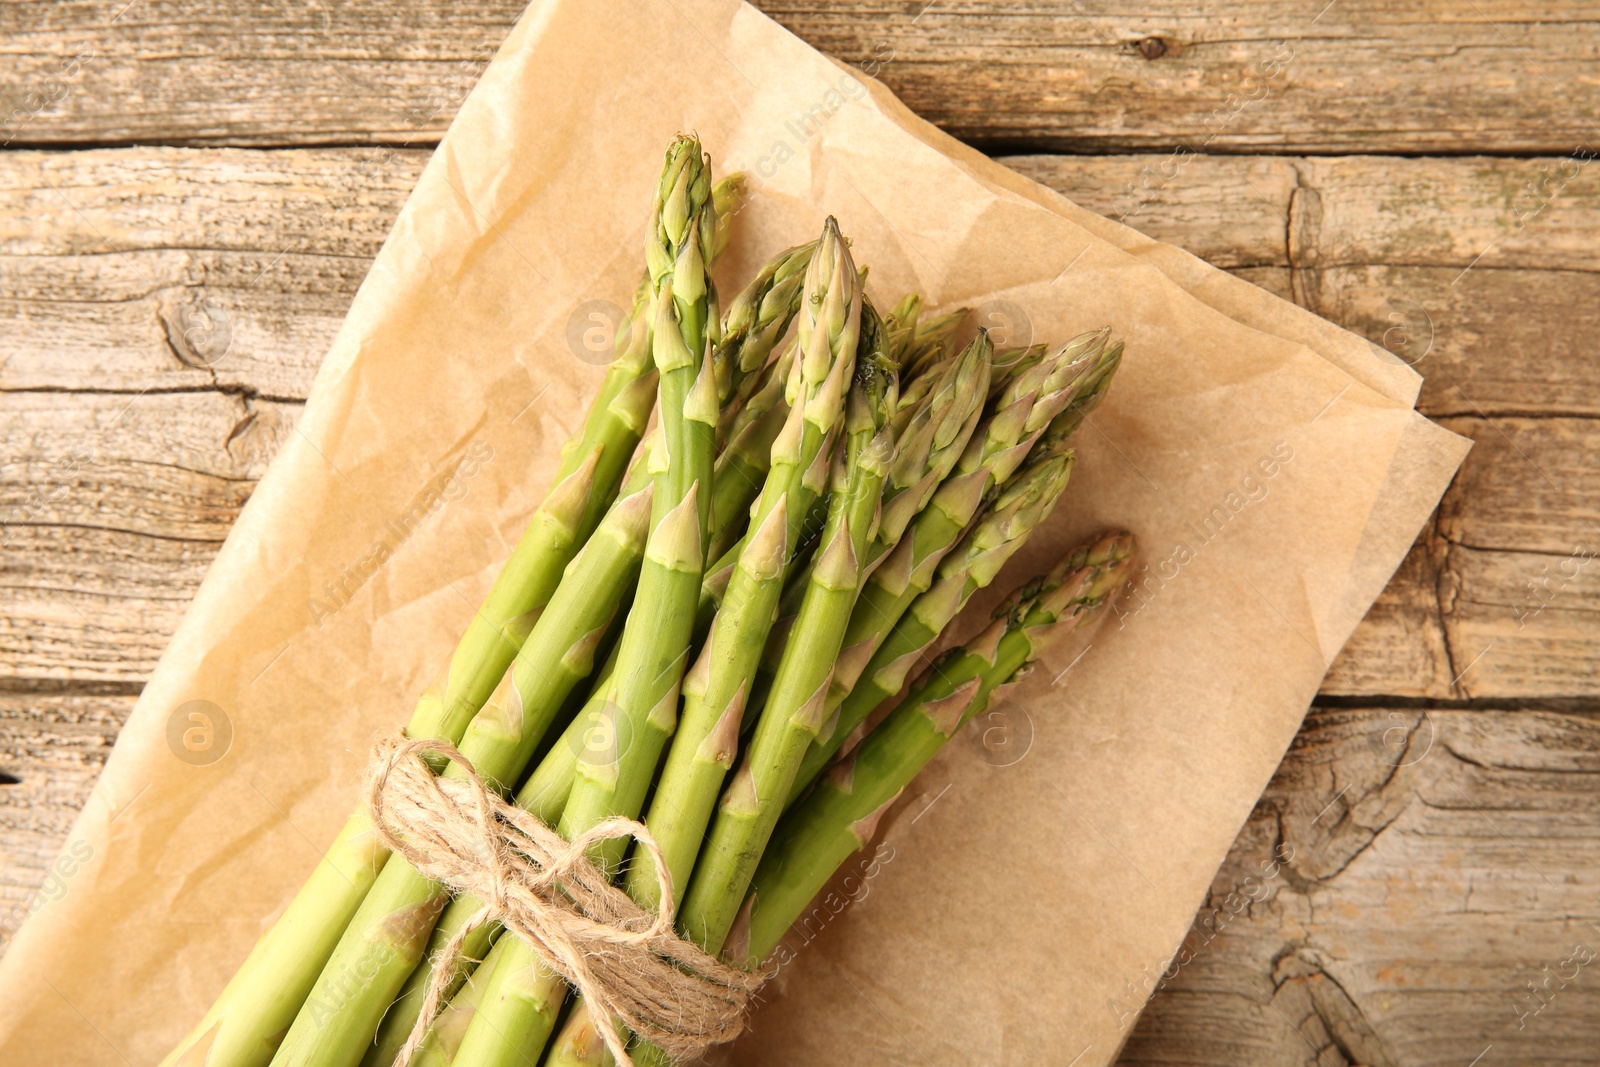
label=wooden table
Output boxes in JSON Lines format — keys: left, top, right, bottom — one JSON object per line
{"left": 2, "top": 4, "right": 1596, "bottom": 1064}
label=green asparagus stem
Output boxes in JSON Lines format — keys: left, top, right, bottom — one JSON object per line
{"left": 623, "top": 498, "right": 790, "bottom": 911}
{"left": 708, "top": 348, "right": 794, "bottom": 562}
{"left": 727, "top": 531, "right": 1137, "bottom": 967}
{"left": 793, "top": 445, "right": 1077, "bottom": 804}
{"left": 987, "top": 343, "right": 1046, "bottom": 398}
{"left": 265, "top": 484, "right": 654, "bottom": 1067}
{"left": 676, "top": 341, "right": 893, "bottom": 958}
{"left": 559, "top": 136, "right": 719, "bottom": 872}
{"left": 542, "top": 1001, "right": 615, "bottom": 1067}
{"left": 401, "top": 937, "right": 498, "bottom": 1067}
{"left": 717, "top": 338, "right": 791, "bottom": 452}
{"left": 161, "top": 438, "right": 634, "bottom": 1067}
{"left": 446, "top": 136, "right": 723, "bottom": 1067}
{"left": 163, "top": 155, "right": 754, "bottom": 1067}
{"left": 443, "top": 942, "right": 568, "bottom": 1067}
{"left": 880, "top": 292, "right": 923, "bottom": 365}
{"left": 709, "top": 174, "right": 746, "bottom": 263}
{"left": 790, "top": 329, "right": 1122, "bottom": 802}
{"left": 626, "top": 301, "right": 891, "bottom": 921}
{"left": 545, "top": 297, "right": 660, "bottom": 554}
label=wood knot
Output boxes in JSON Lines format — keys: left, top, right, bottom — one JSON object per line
{"left": 1135, "top": 36, "right": 1169, "bottom": 60}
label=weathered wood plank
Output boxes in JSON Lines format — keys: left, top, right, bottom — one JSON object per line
{"left": 1012, "top": 154, "right": 1600, "bottom": 418}
{"left": 1436, "top": 417, "right": 1600, "bottom": 556}
{"left": 767, "top": 1, "right": 1600, "bottom": 155}
{"left": 1433, "top": 416, "right": 1600, "bottom": 701}
{"left": 0, "top": 694, "right": 134, "bottom": 949}
{"left": 11, "top": 148, "right": 1598, "bottom": 416}
{"left": 2, "top": 2, "right": 1595, "bottom": 153}
{"left": 1324, "top": 522, "right": 1454, "bottom": 700}
{"left": 1, "top": 1, "right": 505, "bottom": 147}
{"left": 0, "top": 147, "right": 424, "bottom": 399}
{"left": 6, "top": 147, "right": 1597, "bottom": 698}
{"left": 1122, "top": 706, "right": 1600, "bottom": 1066}
{"left": 1, "top": 391, "right": 299, "bottom": 685}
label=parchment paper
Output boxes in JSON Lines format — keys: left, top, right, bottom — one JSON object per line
{"left": 0, "top": 2, "right": 1469, "bottom": 1064}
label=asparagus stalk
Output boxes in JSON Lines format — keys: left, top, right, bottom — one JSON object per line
{"left": 676, "top": 355, "right": 895, "bottom": 958}
{"left": 265, "top": 483, "right": 654, "bottom": 1067}
{"left": 727, "top": 531, "right": 1137, "bottom": 967}
{"left": 880, "top": 292, "right": 923, "bottom": 364}
{"left": 791, "top": 330, "right": 1122, "bottom": 801}
{"left": 987, "top": 343, "right": 1046, "bottom": 398}
{"left": 445, "top": 137, "right": 724, "bottom": 1067}
{"left": 400, "top": 941, "right": 498, "bottom": 1067}
{"left": 708, "top": 347, "right": 794, "bottom": 562}
{"left": 626, "top": 302, "right": 893, "bottom": 920}
{"left": 543, "top": 1003, "right": 615, "bottom": 1067}
{"left": 449, "top": 948, "right": 568, "bottom": 1067}
{"left": 558, "top": 133, "right": 719, "bottom": 859}
{"left": 716, "top": 341, "right": 793, "bottom": 462}
{"left": 536, "top": 171, "right": 730, "bottom": 546}
{"left": 793, "top": 444, "right": 1076, "bottom": 804}
{"left": 708, "top": 174, "right": 746, "bottom": 262}
{"left": 161, "top": 364, "right": 647, "bottom": 1067}
{"left": 266, "top": 137, "right": 717, "bottom": 1067}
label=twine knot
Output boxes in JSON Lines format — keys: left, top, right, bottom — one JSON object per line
{"left": 365, "top": 736, "right": 763, "bottom": 1067}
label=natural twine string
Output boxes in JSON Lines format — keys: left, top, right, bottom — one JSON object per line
{"left": 365, "top": 736, "right": 764, "bottom": 1067}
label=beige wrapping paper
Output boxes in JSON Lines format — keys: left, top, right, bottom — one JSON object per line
{"left": 0, "top": 2, "right": 1470, "bottom": 1064}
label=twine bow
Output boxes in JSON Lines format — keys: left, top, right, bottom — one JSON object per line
{"left": 365, "top": 736, "right": 764, "bottom": 1067}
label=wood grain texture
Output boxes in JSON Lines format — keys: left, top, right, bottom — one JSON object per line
{"left": 1121, "top": 706, "right": 1600, "bottom": 1067}
{"left": 763, "top": 1, "right": 1600, "bottom": 155}
{"left": 1, "top": 390, "right": 300, "bottom": 686}
{"left": 1011, "top": 153, "right": 1600, "bottom": 418}
{"left": 0, "top": 694, "right": 134, "bottom": 943}
{"left": 0, "top": 146, "right": 421, "bottom": 398}
{"left": 2, "top": 2, "right": 1597, "bottom": 153}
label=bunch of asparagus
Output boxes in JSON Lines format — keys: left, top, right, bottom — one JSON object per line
{"left": 163, "top": 134, "right": 1132, "bottom": 1067}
